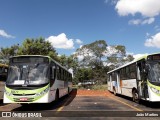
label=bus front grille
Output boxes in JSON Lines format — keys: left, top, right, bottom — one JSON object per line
{"left": 13, "top": 94, "right": 35, "bottom": 96}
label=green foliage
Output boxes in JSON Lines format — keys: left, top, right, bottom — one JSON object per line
{"left": 75, "top": 40, "right": 107, "bottom": 68}
{"left": 91, "top": 84, "right": 107, "bottom": 90}
{"left": 115, "top": 45, "right": 126, "bottom": 56}
{"left": 87, "top": 40, "right": 107, "bottom": 59}
{"left": 74, "top": 40, "right": 134, "bottom": 85}
{"left": 1, "top": 44, "right": 19, "bottom": 57}
{"left": 17, "top": 37, "right": 58, "bottom": 60}
{"left": 0, "top": 37, "right": 134, "bottom": 86}
{"left": 73, "top": 67, "right": 93, "bottom": 83}
{"left": 0, "top": 44, "right": 19, "bottom": 64}
{"left": 0, "top": 37, "right": 59, "bottom": 63}
{"left": 74, "top": 40, "right": 109, "bottom": 85}
{"left": 91, "top": 65, "right": 109, "bottom": 85}
{"left": 106, "top": 45, "right": 134, "bottom": 70}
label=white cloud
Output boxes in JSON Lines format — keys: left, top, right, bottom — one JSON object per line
{"left": 46, "top": 33, "right": 74, "bottom": 49}
{"left": 79, "top": 45, "right": 83, "bottom": 48}
{"left": 146, "top": 32, "right": 150, "bottom": 38}
{"left": 104, "top": 0, "right": 109, "bottom": 4}
{"left": 115, "top": 0, "right": 160, "bottom": 25}
{"left": 115, "top": 0, "right": 160, "bottom": 17}
{"left": 0, "top": 29, "right": 15, "bottom": 38}
{"left": 141, "top": 18, "right": 155, "bottom": 24}
{"left": 105, "top": 0, "right": 118, "bottom": 5}
{"left": 126, "top": 52, "right": 134, "bottom": 55}
{"left": 146, "top": 32, "right": 150, "bottom": 36}
{"left": 144, "top": 32, "right": 160, "bottom": 48}
{"left": 154, "top": 25, "right": 160, "bottom": 31}
{"left": 128, "top": 18, "right": 155, "bottom": 25}
{"left": 76, "top": 39, "right": 83, "bottom": 44}
{"left": 128, "top": 19, "right": 141, "bottom": 25}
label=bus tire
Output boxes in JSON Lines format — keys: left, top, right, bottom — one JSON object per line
{"left": 132, "top": 90, "right": 139, "bottom": 103}
{"left": 55, "top": 90, "right": 59, "bottom": 102}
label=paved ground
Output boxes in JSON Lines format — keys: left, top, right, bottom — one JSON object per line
{"left": 0, "top": 89, "right": 160, "bottom": 120}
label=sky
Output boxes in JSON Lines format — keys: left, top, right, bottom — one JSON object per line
{"left": 1, "top": 0, "right": 160, "bottom": 58}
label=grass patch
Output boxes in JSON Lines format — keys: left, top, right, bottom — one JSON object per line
{"left": 73, "top": 84, "right": 107, "bottom": 90}
{"left": 91, "top": 84, "right": 107, "bottom": 90}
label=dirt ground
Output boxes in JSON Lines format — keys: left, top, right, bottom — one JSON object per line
{"left": 76, "top": 89, "right": 111, "bottom": 96}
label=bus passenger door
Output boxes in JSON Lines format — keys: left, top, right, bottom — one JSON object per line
{"left": 116, "top": 71, "right": 121, "bottom": 94}
{"left": 108, "top": 74, "right": 112, "bottom": 91}
{"left": 137, "top": 63, "right": 142, "bottom": 98}
{"left": 137, "top": 61, "right": 148, "bottom": 100}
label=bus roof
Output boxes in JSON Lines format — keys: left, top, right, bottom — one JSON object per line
{"left": 107, "top": 53, "right": 150, "bottom": 74}
{"left": 10, "top": 55, "right": 71, "bottom": 74}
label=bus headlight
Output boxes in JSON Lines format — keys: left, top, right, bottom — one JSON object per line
{"left": 5, "top": 90, "right": 12, "bottom": 96}
{"left": 150, "top": 87, "right": 160, "bottom": 94}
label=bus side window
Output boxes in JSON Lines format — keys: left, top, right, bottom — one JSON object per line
{"left": 59, "top": 68, "right": 61, "bottom": 80}
{"left": 57, "top": 66, "right": 59, "bottom": 80}
{"left": 63, "top": 70, "right": 65, "bottom": 81}
{"left": 50, "top": 64, "right": 56, "bottom": 87}
{"left": 62, "top": 69, "right": 63, "bottom": 80}
{"left": 52, "top": 65, "right": 56, "bottom": 80}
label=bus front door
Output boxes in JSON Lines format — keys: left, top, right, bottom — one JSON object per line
{"left": 137, "top": 61, "right": 148, "bottom": 100}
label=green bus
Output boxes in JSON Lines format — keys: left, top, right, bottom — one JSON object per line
{"left": 3, "top": 55, "right": 72, "bottom": 103}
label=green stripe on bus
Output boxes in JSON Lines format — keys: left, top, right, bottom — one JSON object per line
{"left": 148, "top": 80, "right": 160, "bottom": 96}
{"left": 5, "top": 84, "right": 50, "bottom": 102}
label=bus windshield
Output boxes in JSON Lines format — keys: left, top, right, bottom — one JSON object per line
{"left": 6, "top": 57, "right": 49, "bottom": 85}
{"left": 148, "top": 61, "right": 160, "bottom": 83}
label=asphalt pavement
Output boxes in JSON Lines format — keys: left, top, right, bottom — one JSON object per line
{"left": 0, "top": 89, "right": 160, "bottom": 120}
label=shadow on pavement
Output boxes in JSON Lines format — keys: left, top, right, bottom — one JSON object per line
{"left": 0, "top": 99, "right": 3, "bottom": 106}
{"left": 139, "top": 100, "right": 160, "bottom": 109}
{"left": 11, "top": 88, "right": 77, "bottom": 111}
{"left": 113, "top": 92, "right": 160, "bottom": 109}
{"left": 64, "top": 88, "right": 77, "bottom": 106}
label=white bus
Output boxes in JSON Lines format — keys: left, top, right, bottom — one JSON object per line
{"left": 3, "top": 55, "right": 72, "bottom": 104}
{"left": 107, "top": 53, "right": 160, "bottom": 102}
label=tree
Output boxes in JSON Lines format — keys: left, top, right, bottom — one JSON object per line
{"left": 75, "top": 40, "right": 108, "bottom": 85}
{"left": 73, "top": 67, "right": 93, "bottom": 84}
{"left": 106, "top": 45, "right": 134, "bottom": 70}
{"left": 88, "top": 40, "right": 107, "bottom": 61}
{"left": 18, "top": 37, "right": 58, "bottom": 61}
{"left": 74, "top": 40, "right": 134, "bottom": 85}
{"left": 59, "top": 54, "right": 67, "bottom": 66}
{"left": 0, "top": 37, "right": 59, "bottom": 63}
{"left": 0, "top": 44, "right": 19, "bottom": 63}
{"left": 75, "top": 40, "right": 107, "bottom": 68}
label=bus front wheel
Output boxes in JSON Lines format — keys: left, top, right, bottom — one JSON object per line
{"left": 55, "top": 90, "right": 59, "bottom": 102}
{"left": 132, "top": 90, "right": 139, "bottom": 103}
